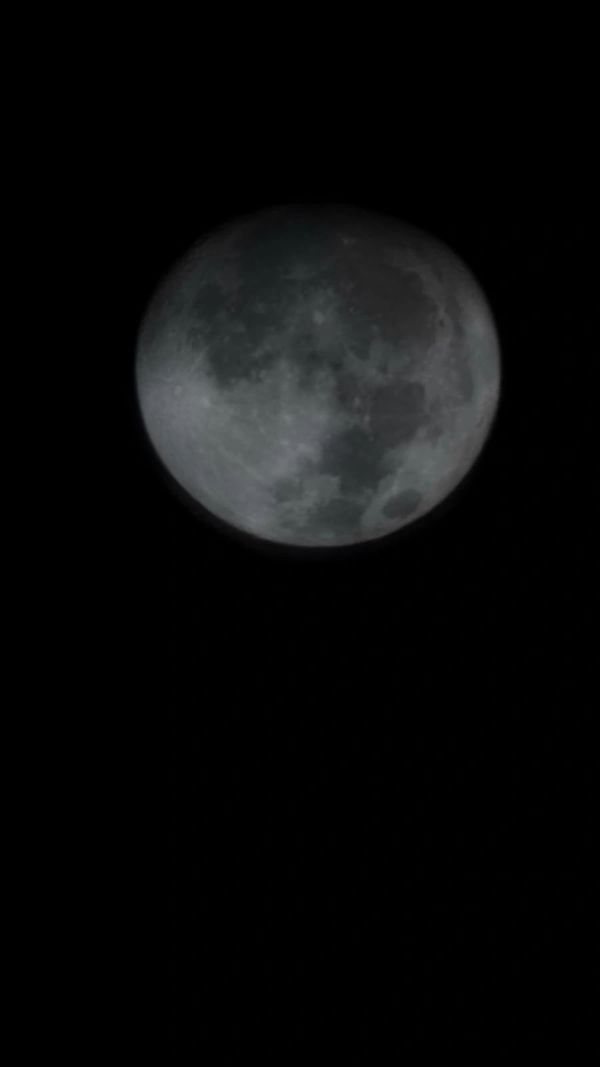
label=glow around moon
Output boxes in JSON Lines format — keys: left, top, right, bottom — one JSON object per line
{"left": 136, "top": 205, "right": 501, "bottom": 547}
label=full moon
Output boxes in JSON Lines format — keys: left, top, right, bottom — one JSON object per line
{"left": 136, "top": 205, "right": 501, "bottom": 547}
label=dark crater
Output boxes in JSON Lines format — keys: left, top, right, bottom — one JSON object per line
{"left": 381, "top": 488, "right": 422, "bottom": 519}
{"left": 272, "top": 478, "right": 302, "bottom": 503}
{"left": 306, "top": 495, "right": 366, "bottom": 537}
{"left": 318, "top": 425, "right": 387, "bottom": 495}
{"left": 368, "top": 379, "right": 428, "bottom": 447}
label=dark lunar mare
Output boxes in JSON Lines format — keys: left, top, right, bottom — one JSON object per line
{"left": 184, "top": 206, "right": 445, "bottom": 395}
{"left": 189, "top": 210, "right": 340, "bottom": 389}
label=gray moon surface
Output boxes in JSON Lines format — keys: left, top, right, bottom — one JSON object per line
{"left": 136, "top": 205, "right": 501, "bottom": 547}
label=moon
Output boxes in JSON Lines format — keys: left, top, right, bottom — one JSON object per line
{"left": 135, "top": 205, "right": 501, "bottom": 547}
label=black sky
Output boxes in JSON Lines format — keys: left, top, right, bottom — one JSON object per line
{"left": 107, "top": 71, "right": 596, "bottom": 1062}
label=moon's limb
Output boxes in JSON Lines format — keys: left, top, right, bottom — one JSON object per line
{"left": 136, "top": 206, "right": 501, "bottom": 547}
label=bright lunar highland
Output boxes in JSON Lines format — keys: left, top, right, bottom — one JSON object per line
{"left": 136, "top": 205, "right": 501, "bottom": 547}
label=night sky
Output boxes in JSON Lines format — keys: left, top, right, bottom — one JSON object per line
{"left": 107, "top": 76, "right": 595, "bottom": 1062}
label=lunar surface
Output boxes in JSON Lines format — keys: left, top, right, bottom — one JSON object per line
{"left": 136, "top": 205, "right": 501, "bottom": 547}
